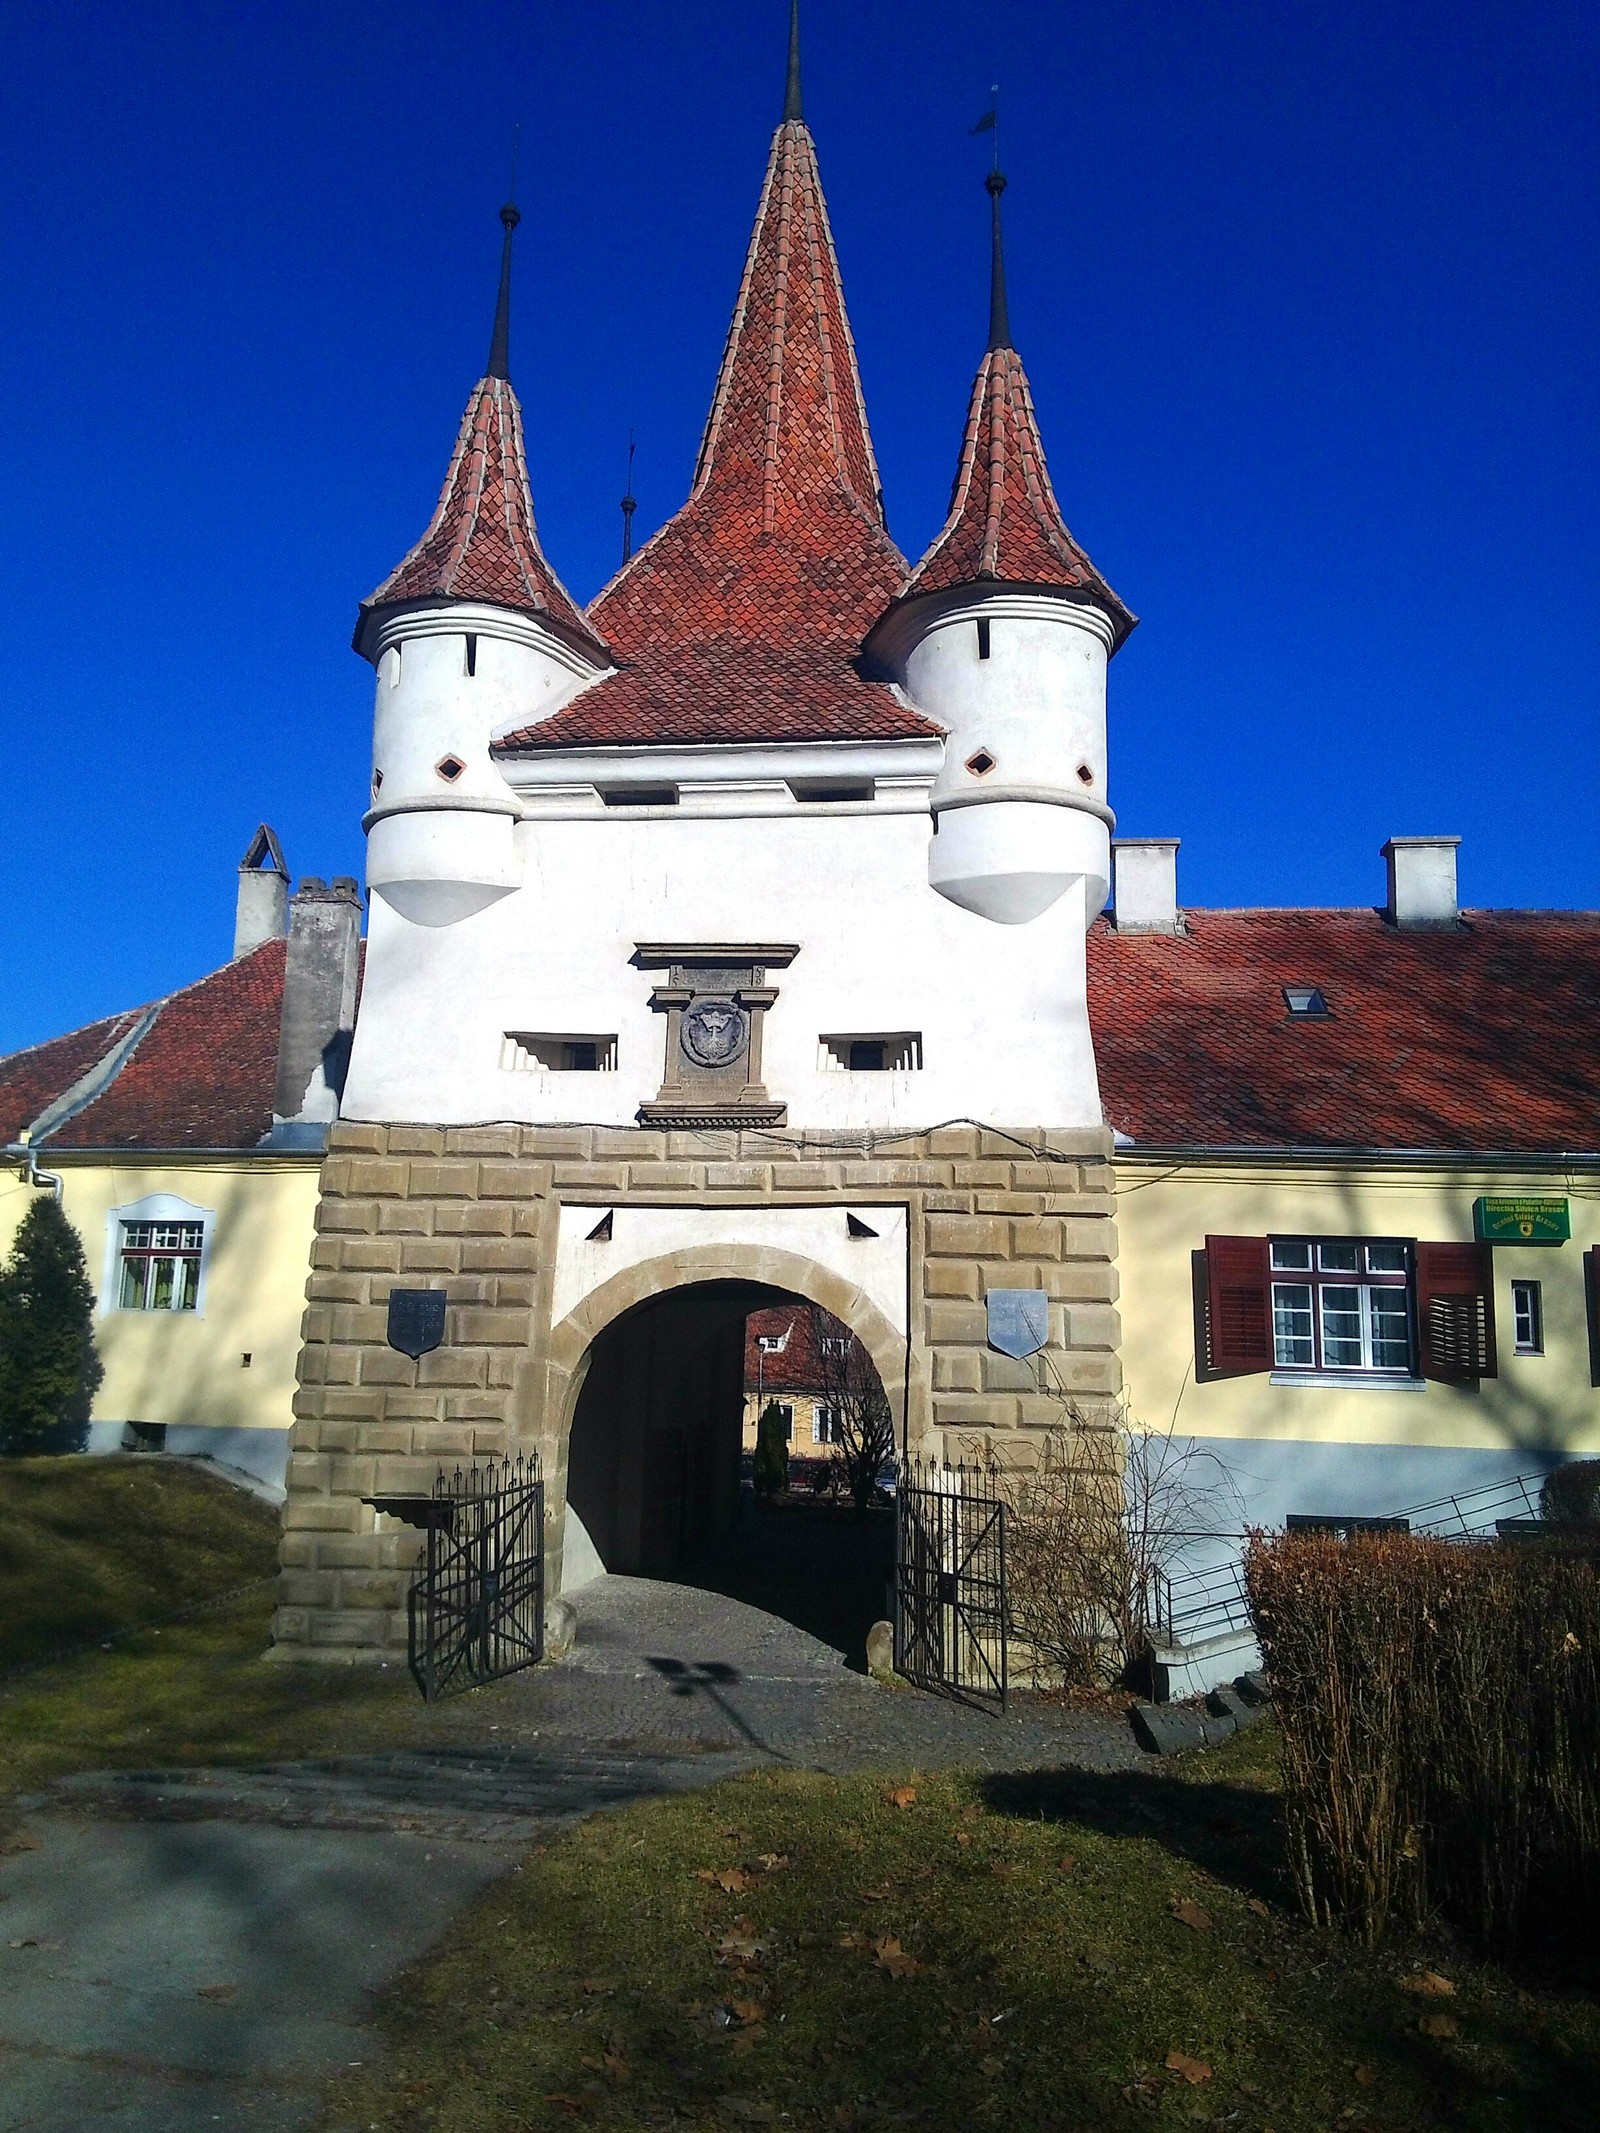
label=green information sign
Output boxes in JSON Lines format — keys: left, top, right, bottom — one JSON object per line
{"left": 1473, "top": 1196, "right": 1571, "bottom": 1246}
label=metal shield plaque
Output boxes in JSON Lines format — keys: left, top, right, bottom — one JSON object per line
{"left": 387, "top": 1288, "right": 447, "bottom": 1359}
{"left": 986, "top": 1288, "right": 1049, "bottom": 1359}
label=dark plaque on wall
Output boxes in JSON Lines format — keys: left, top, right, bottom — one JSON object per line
{"left": 388, "top": 1288, "right": 447, "bottom": 1358}
{"left": 633, "top": 942, "right": 798, "bottom": 1128}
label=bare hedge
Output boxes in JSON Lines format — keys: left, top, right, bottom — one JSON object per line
{"left": 1246, "top": 1531, "right": 1600, "bottom": 1953}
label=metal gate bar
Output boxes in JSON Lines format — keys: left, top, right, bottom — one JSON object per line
{"left": 401, "top": 1455, "right": 545, "bottom": 1702}
{"left": 893, "top": 1459, "right": 1007, "bottom": 1711}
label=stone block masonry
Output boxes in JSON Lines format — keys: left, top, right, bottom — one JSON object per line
{"left": 272, "top": 1121, "right": 1121, "bottom": 1661}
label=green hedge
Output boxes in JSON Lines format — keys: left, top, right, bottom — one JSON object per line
{"left": 1246, "top": 1531, "right": 1600, "bottom": 1954}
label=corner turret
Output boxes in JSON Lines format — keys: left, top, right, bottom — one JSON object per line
{"left": 355, "top": 202, "right": 610, "bottom": 927}
{"left": 867, "top": 170, "right": 1134, "bottom": 925}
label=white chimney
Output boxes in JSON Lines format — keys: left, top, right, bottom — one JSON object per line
{"left": 1111, "top": 839, "right": 1181, "bottom": 935}
{"left": 234, "top": 824, "right": 289, "bottom": 958}
{"left": 1382, "top": 836, "right": 1460, "bottom": 929}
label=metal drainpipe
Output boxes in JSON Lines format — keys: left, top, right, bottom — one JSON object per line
{"left": 6, "top": 1136, "right": 64, "bottom": 1202}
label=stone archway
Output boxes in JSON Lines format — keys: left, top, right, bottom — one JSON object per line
{"left": 533, "top": 1246, "right": 908, "bottom": 1598}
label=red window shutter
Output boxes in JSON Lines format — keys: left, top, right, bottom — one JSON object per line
{"left": 1203, "top": 1236, "right": 1273, "bottom": 1376}
{"left": 1586, "top": 1247, "right": 1600, "bottom": 1390}
{"left": 1417, "top": 1241, "right": 1497, "bottom": 1383}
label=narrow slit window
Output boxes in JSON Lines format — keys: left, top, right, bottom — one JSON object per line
{"left": 1512, "top": 1280, "right": 1543, "bottom": 1355}
{"left": 464, "top": 633, "right": 478, "bottom": 677}
{"left": 976, "top": 617, "right": 992, "bottom": 660}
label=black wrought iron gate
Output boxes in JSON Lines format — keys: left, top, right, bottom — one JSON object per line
{"left": 402, "top": 1456, "right": 545, "bottom": 1701}
{"left": 893, "top": 1459, "right": 1008, "bottom": 1710}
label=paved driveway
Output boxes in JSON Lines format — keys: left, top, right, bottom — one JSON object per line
{"left": 1, "top": 1576, "right": 1140, "bottom": 2130}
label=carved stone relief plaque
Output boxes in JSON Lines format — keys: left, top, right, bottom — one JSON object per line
{"left": 633, "top": 942, "right": 799, "bottom": 1127}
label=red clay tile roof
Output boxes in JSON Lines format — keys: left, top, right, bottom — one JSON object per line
{"left": 0, "top": 944, "right": 289, "bottom": 1153}
{"left": 0, "top": 1009, "right": 146, "bottom": 1147}
{"left": 359, "top": 376, "right": 605, "bottom": 660}
{"left": 1089, "top": 909, "right": 1600, "bottom": 1153}
{"left": 744, "top": 1304, "right": 867, "bottom": 1393}
{"left": 901, "top": 347, "right": 1134, "bottom": 645}
{"left": 497, "top": 119, "right": 939, "bottom": 754}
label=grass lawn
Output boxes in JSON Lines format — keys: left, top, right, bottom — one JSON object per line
{"left": 0, "top": 1453, "right": 281, "bottom": 1669}
{"left": 316, "top": 1727, "right": 1600, "bottom": 2133}
{"left": 0, "top": 1455, "right": 421, "bottom": 1805}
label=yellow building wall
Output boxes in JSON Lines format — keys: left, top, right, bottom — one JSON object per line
{"left": 1114, "top": 1157, "right": 1600, "bottom": 1459}
{"left": 0, "top": 1155, "right": 321, "bottom": 1439}
{"left": 741, "top": 1391, "right": 832, "bottom": 1450}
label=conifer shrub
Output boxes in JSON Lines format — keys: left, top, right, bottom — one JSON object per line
{"left": 752, "top": 1400, "right": 790, "bottom": 1501}
{"left": 0, "top": 1197, "right": 104, "bottom": 1456}
{"left": 1246, "top": 1530, "right": 1600, "bottom": 1956}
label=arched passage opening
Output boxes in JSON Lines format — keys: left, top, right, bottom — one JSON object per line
{"left": 556, "top": 1266, "right": 902, "bottom": 1663}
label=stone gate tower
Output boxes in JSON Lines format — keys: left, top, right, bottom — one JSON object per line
{"left": 273, "top": 11, "right": 1134, "bottom": 1659}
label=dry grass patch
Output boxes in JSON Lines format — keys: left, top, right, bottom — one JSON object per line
{"left": 316, "top": 1726, "right": 1600, "bottom": 2133}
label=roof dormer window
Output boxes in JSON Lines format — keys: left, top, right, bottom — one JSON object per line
{"left": 1284, "top": 985, "right": 1330, "bottom": 1017}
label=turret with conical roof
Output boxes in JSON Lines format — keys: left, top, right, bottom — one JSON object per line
{"left": 867, "top": 168, "right": 1134, "bottom": 926}
{"left": 356, "top": 199, "right": 611, "bottom": 927}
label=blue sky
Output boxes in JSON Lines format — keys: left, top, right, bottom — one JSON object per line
{"left": 1, "top": 0, "right": 1595, "bottom": 1054}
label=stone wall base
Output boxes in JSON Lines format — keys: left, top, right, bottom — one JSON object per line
{"left": 273, "top": 1122, "right": 1122, "bottom": 1660}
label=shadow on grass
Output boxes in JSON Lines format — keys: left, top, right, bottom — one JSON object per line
{"left": 981, "top": 1763, "right": 1292, "bottom": 1908}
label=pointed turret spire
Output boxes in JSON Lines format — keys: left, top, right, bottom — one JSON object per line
{"left": 899, "top": 173, "right": 1134, "bottom": 643}
{"left": 986, "top": 169, "right": 1011, "bottom": 352}
{"left": 783, "top": 0, "right": 804, "bottom": 121}
{"left": 486, "top": 200, "right": 520, "bottom": 380}
{"left": 355, "top": 201, "right": 606, "bottom": 661}
{"left": 494, "top": 7, "right": 936, "bottom": 756}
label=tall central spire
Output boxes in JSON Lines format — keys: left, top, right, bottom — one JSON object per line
{"left": 783, "top": 0, "right": 803, "bottom": 121}
{"left": 496, "top": 5, "right": 935, "bottom": 756}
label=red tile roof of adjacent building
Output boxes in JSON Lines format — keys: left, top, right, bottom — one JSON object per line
{"left": 0, "top": 944, "right": 288, "bottom": 1153}
{"left": 358, "top": 375, "right": 605, "bottom": 660}
{"left": 1089, "top": 908, "right": 1600, "bottom": 1153}
{"left": 496, "top": 115, "right": 940, "bottom": 754}
{"left": 900, "top": 345, "right": 1135, "bottom": 645}
{"left": 744, "top": 1304, "right": 865, "bottom": 1393}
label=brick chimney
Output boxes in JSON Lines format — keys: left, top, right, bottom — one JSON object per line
{"left": 1382, "top": 836, "right": 1460, "bottom": 929}
{"left": 233, "top": 825, "right": 289, "bottom": 958}
{"left": 1111, "top": 839, "right": 1182, "bottom": 935}
{"left": 267, "top": 876, "right": 362, "bottom": 1148}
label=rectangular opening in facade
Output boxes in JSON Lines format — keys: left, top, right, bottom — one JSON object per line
{"left": 787, "top": 778, "right": 875, "bottom": 804}
{"left": 819, "top": 1032, "right": 923, "bottom": 1073}
{"left": 501, "top": 1033, "right": 618, "bottom": 1072}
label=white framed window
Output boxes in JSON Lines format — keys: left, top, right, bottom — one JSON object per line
{"left": 1269, "top": 1238, "right": 1412, "bottom": 1374}
{"left": 104, "top": 1194, "right": 215, "bottom": 1317}
{"left": 1512, "top": 1280, "right": 1544, "bottom": 1355}
{"left": 814, "top": 1403, "right": 840, "bottom": 1445}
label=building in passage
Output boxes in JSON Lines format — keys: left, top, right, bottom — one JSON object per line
{"left": 3, "top": 10, "right": 1596, "bottom": 1686}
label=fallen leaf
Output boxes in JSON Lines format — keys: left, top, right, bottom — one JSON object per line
{"left": 1259, "top": 1965, "right": 1280, "bottom": 1982}
{"left": 1402, "top": 1970, "right": 1456, "bottom": 1998}
{"left": 1247, "top": 1898, "right": 1271, "bottom": 1919}
{"left": 1171, "top": 1898, "right": 1212, "bottom": 1933}
{"left": 862, "top": 1883, "right": 895, "bottom": 1902}
{"left": 196, "top": 1983, "right": 237, "bottom": 2002}
{"left": 756, "top": 1853, "right": 791, "bottom": 1872}
{"left": 696, "top": 1867, "right": 756, "bottom": 1894}
{"left": 1166, "top": 2051, "right": 1212, "bottom": 2085}
{"left": 979, "top": 2055, "right": 1004, "bottom": 2077}
{"left": 873, "top": 1933, "right": 923, "bottom": 1978}
{"left": 603, "top": 2046, "right": 630, "bottom": 2082}
{"left": 962, "top": 1803, "right": 982, "bottom": 1820}
{"left": 838, "top": 1931, "right": 870, "bottom": 1949}
{"left": 729, "top": 1998, "right": 768, "bottom": 2024}
{"left": 716, "top": 1933, "right": 767, "bottom": 1964}
{"left": 1418, "top": 2013, "right": 1458, "bottom": 2039}
{"left": 580, "top": 1977, "right": 617, "bottom": 1995}
{"left": 1354, "top": 2066, "right": 1378, "bottom": 2086}
{"left": 956, "top": 1832, "right": 973, "bottom": 1848}
{"left": 990, "top": 1861, "right": 1024, "bottom": 1879}
{"left": 1059, "top": 1856, "right": 1076, "bottom": 1874}
{"left": 886, "top": 1786, "right": 918, "bottom": 1809}
{"left": 545, "top": 2096, "right": 586, "bottom": 2116}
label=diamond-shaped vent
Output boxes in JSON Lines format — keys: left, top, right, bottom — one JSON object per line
{"left": 435, "top": 755, "right": 465, "bottom": 784}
